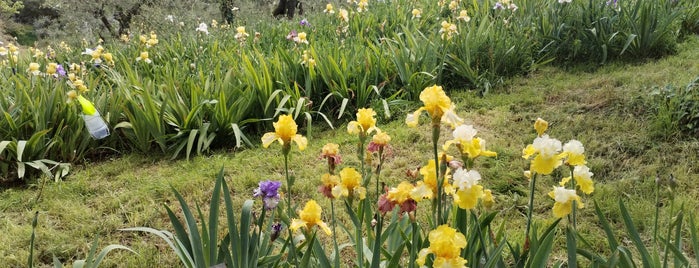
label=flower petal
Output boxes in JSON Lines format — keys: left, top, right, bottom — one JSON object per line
{"left": 292, "top": 134, "right": 308, "bottom": 151}
{"left": 261, "top": 132, "right": 279, "bottom": 148}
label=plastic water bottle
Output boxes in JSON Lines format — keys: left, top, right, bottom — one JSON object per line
{"left": 82, "top": 111, "right": 110, "bottom": 139}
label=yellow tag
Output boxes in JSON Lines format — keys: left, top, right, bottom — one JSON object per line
{"left": 77, "top": 95, "right": 96, "bottom": 115}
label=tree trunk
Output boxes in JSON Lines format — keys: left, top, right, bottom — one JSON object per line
{"left": 220, "top": 0, "right": 235, "bottom": 24}
{"left": 272, "top": 0, "right": 299, "bottom": 19}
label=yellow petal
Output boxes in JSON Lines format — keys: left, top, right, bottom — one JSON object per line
{"left": 290, "top": 219, "right": 307, "bottom": 232}
{"left": 406, "top": 109, "right": 423, "bottom": 127}
{"left": 261, "top": 132, "right": 279, "bottom": 148}
{"left": 576, "top": 176, "right": 595, "bottom": 195}
{"left": 559, "top": 176, "right": 571, "bottom": 186}
{"left": 347, "top": 121, "right": 360, "bottom": 134}
{"left": 292, "top": 134, "right": 307, "bottom": 151}
{"left": 522, "top": 144, "right": 536, "bottom": 159}
{"left": 552, "top": 201, "right": 572, "bottom": 218}
{"left": 316, "top": 220, "right": 332, "bottom": 235}
{"left": 566, "top": 153, "right": 586, "bottom": 166}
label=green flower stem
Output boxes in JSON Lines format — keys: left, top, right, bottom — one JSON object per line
{"left": 330, "top": 200, "right": 341, "bottom": 268}
{"left": 524, "top": 173, "right": 538, "bottom": 245}
{"left": 409, "top": 220, "right": 419, "bottom": 268}
{"left": 653, "top": 179, "right": 660, "bottom": 244}
{"left": 432, "top": 124, "right": 442, "bottom": 227}
{"left": 570, "top": 166, "right": 577, "bottom": 230}
{"left": 283, "top": 151, "right": 299, "bottom": 266}
{"left": 376, "top": 146, "right": 384, "bottom": 202}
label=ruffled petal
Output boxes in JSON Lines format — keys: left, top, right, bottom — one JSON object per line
{"left": 261, "top": 132, "right": 279, "bottom": 148}
{"left": 290, "top": 219, "right": 307, "bottom": 232}
{"left": 292, "top": 134, "right": 308, "bottom": 151}
{"left": 347, "top": 121, "right": 360, "bottom": 135}
{"left": 316, "top": 220, "right": 333, "bottom": 235}
{"left": 406, "top": 109, "right": 424, "bottom": 127}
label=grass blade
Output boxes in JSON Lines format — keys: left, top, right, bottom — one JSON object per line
{"left": 619, "top": 199, "right": 652, "bottom": 268}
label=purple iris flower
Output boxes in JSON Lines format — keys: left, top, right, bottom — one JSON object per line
{"left": 253, "top": 180, "right": 282, "bottom": 210}
{"left": 270, "top": 222, "right": 283, "bottom": 242}
{"left": 300, "top": 19, "right": 310, "bottom": 27}
{"left": 56, "top": 64, "right": 67, "bottom": 77}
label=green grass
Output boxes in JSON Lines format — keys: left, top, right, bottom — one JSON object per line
{"left": 3, "top": 36, "right": 699, "bottom": 267}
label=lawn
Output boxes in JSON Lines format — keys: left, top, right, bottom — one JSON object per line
{"left": 2, "top": 35, "right": 698, "bottom": 267}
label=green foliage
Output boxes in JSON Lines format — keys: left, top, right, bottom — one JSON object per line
{"left": 27, "top": 211, "right": 134, "bottom": 268}
{"left": 0, "top": 0, "right": 23, "bottom": 15}
{"left": 651, "top": 76, "right": 699, "bottom": 137}
{"left": 124, "top": 168, "right": 283, "bottom": 268}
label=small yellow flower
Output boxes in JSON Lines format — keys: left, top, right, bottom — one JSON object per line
{"left": 559, "top": 165, "right": 595, "bottom": 194}
{"left": 235, "top": 26, "right": 249, "bottom": 41}
{"left": 136, "top": 51, "right": 152, "bottom": 64}
{"left": 548, "top": 186, "right": 583, "bottom": 218}
{"left": 448, "top": 0, "right": 458, "bottom": 11}
{"left": 452, "top": 168, "right": 484, "bottom": 209}
{"left": 387, "top": 181, "right": 414, "bottom": 204}
{"left": 371, "top": 130, "right": 391, "bottom": 146}
{"left": 120, "top": 34, "right": 130, "bottom": 42}
{"left": 140, "top": 34, "right": 148, "bottom": 44}
{"left": 295, "top": 32, "right": 309, "bottom": 44}
{"left": 324, "top": 3, "right": 335, "bottom": 14}
{"left": 0, "top": 46, "right": 7, "bottom": 56}
{"left": 321, "top": 143, "right": 340, "bottom": 157}
{"left": 338, "top": 9, "right": 349, "bottom": 23}
{"left": 46, "top": 63, "right": 58, "bottom": 75}
{"left": 457, "top": 10, "right": 471, "bottom": 22}
{"left": 27, "top": 62, "right": 41, "bottom": 75}
{"left": 534, "top": 117, "right": 548, "bottom": 136}
{"left": 332, "top": 167, "right": 366, "bottom": 200}
{"left": 411, "top": 8, "right": 422, "bottom": 19}
{"left": 357, "top": 0, "right": 368, "bottom": 12}
{"left": 419, "top": 159, "right": 453, "bottom": 196}
{"left": 406, "top": 85, "right": 463, "bottom": 128}
{"left": 102, "top": 53, "right": 114, "bottom": 65}
{"left": 319, "top": 173, "right": 340, "bottom": 199}
{"left": 66, "top": 90, "right": 78, "bottom": 103}
{"left": 523, "top": 134, "right": 564, "bottom": 175}
{"left": 147, "top": 31, "right": 159, "bottom": 47}
{"left": 443, "top": 124, "right": 497, "bottom": 159}
{"left": 417, "top": 225, "right": 468, "bottom": 268}
{"left": 348, "top": 108, "right": 377, "bottom": 136}
{"left": 483, "top": 189, "right": 495, "bottom": 209}
{"left": 290, "top": 200, "right": 332, "bottom": 235}
{"left": 261, "top": 114, "right": 308, "bottom": 151}
{"left": 301, "top": 50, "right": 315, "bottom": 68}
{"left": 439, "top": 21, "right": 458, "bottom": 40}
{"left": 562, "top": 140, "right": 586, "bottom": 166}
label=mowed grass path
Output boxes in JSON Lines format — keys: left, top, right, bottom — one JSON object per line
{"left": 2, "top": 37, "right": 698, "bottom": 267}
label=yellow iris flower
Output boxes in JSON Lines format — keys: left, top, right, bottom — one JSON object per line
{"left": 417, "top": 225, "right": 468, "bottom": 268}
{"left": 406, "top": 85, "right": 462, "bottom": 128}
{"left": 548, "top": 186, "right": 583, "bottom": 218}
{"left": 332, "top": 167, "right": 366, "bottom": 200}
{"left": 443, "top": 124, "right": 497, "bottom": 159}
{"left": 483, "top": 189, "right": 495, "bottom": 209}
{"left": 371, "top": 130, "right": 391, "bottom": 145}
{"left": 559, "top": 165, "right": 594, "bottom": 194}
{"left": 522, "top": 134, "right": 564, "bottom": 175}
{"left": 261, "top": 114, "right": 308, "bottom": 151}
{"left": 290, "top": 200, "right": 332, "bottom": 235}
{"left": 534, "top": 117, "right": 548, "bottom": 136}
{"left": 419, "top": 159, "right": 454, "bottom": 196}
{"left": 562, "top": 140, "right": 586, "bottom": 166}
{"left": 348, "top": 108, "right": 378, "bottom": 136}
